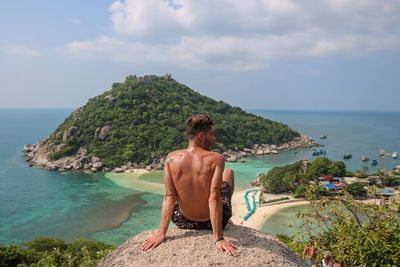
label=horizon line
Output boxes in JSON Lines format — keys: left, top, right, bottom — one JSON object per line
{"left": 1, "top": 107, "right": 400, "bottom": 113}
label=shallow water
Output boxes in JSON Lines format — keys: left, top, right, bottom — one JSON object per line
{"left": 1, "top": 109, "right": 399, "bottom": 245}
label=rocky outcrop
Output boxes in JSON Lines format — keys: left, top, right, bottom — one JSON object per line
{"left": 164, "top": 73, "right": 172, "bottom": 81}
{"left": 250, "top": 172, "right": 264, "bottom": 186}
{"left": 222, "top": 135, "right": 320, "bottom": 162}
{"left": 98, "top": 224, "right": 306, "bottom": 267}
{"left": 105, "top": 95, "right": 117, "bottom": 106}
{"left": 138, "top": 75, "right": 150, "bottom": 84}
{"left": 22, "top": 134, "right": 319, "bottom": 173}
{"left": 94, "top": 121, "right": 112, "bottom": 141}
{"left": 73, "top": 107, "right": 83, "bottom": 121}
{"left": 62, "top": 126, "right": 81, "bottom": 142}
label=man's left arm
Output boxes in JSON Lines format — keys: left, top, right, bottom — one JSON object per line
{"left": 140, "top": 159, "right": 176, "bottom": 251}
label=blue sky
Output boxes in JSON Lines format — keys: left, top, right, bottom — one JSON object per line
{"left": 1, "top": 0, "right": 400, "bottom": 111}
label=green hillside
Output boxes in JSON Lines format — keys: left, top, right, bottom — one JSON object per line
{"left": 48, "top": 74, "right": 300, "bottom": 167}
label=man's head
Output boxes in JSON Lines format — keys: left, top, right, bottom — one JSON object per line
{"left": 185, "top": 114, "right": 215, "bottom": 150}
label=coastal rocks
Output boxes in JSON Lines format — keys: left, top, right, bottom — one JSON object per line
{"left": 22, "top": 144, "right": 35, "bottom": 152}
{"left": 22, "top": 133, "right": 319, "bottom": 174}
{"left": 94, "top": 121, "right": 112, "bottom": 141}
{"left": 62, "top": 126, "right": 81, "bottom": 142}
{"left": 72, "top": 158, "right": 90, "bottom": 170}
{"left": 250, "top": 173, "right": 264, "bottom": 186}
{"left": 226, "top": 155, "right": 238, "bottom": 162}
{"left": 98, "top": 224, "right": 306, "bottom": 267}
{"left": 105, "top": 95, "right": 117, "bottom": 106}
{"left": 221, "top": 135, "right": 319, "bottom": 162}
{"left": 112, "top": 168, "right": 124, "bottom": 173}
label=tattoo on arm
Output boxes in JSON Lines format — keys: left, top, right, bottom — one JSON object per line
{"left": 212, "top": 187, "right": 221, "bottom": 191}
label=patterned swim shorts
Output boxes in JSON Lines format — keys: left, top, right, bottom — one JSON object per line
{"left": 171, "top": 181, "right": 232, "bottom": 230}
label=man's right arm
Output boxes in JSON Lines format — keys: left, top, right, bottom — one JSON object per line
{"left": 208, "top": 154, "right": 238, "bottom": 257}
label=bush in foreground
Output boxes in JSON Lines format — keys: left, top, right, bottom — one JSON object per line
{"left": 0, "top": 237, "right": 114, "bottom": 267}
{"left": 293, "top": 185, "right": 400, "bottom": 266}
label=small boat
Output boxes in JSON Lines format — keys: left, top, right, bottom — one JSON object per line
{"left": 362, "top": 156, "right": 369, "bottom": 161}
{"left": 371, "top": 160, "right": 377, "bottom": 166}
{"left": 241, "top": 158, "right": 246, "bottom": 163}
{"left": 392, "top": 152, "right": 398, "bottom": 159}
{"left": 320, "top": 135, "right": 327, "bottom": 139}
{"left": 312, "top": 151, "right": 320, "bottom": 156}
{"left": 293, "top": 151, "right": 298, "bottom": 154}
{"left": 344, "top": 153, "right": 352, "bottom": 159}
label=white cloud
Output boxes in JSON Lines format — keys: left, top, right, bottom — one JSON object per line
{"left": 1, "top": 45, "right": 42, "bottom": 56}
{"left": 65, "top": 0, "right": 400, "bottom": 71}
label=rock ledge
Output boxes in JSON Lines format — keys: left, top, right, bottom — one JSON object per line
{"left": 98, "top": 224, "right": 306, "bottom": 267}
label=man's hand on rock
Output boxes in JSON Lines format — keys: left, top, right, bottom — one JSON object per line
{"left": 216, "top": 239, "right": 238, "bottom": 257}
{"left": 140, "top": 232, "right": 165, "bottom": 251}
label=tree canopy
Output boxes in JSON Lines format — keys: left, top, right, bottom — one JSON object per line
{"left": 47, "top": 75, "right": 300, "bottom": 167}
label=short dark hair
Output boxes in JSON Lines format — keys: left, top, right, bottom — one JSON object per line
{"left": 185, "top": 114, "right": 213, "bottom": 139}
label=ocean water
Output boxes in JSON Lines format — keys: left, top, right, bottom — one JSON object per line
{"left": 0, "top": 108, "right": 399, "bottom": 245}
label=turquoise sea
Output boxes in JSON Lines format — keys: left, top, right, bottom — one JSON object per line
{"left": 1, "top": 108, "right": 399, "bottom": 245}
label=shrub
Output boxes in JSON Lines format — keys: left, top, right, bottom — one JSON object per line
{"left": 297, "top": 185, "right": 400, "bottom": 266}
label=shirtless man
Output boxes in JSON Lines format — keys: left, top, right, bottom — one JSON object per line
{"left": 140, "top": 114, "right": 238, "bottom": 257}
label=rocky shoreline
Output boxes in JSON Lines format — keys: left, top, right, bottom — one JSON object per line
{"left": 22, "top": 135, "right": 320, "bottom": 173}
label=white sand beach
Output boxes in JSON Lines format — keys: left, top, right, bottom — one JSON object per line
{"left": 105, "top": 169, "right": 165, "bottom": 195}
{"left": 231, "top": 188, "right": 309, "bottom": 230}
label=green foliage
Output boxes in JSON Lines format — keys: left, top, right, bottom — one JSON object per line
{"left": 383, "top": 176, "right": 399, "bottom": 187}
{"left": 261, "top": 160, "right": 303, "bottom": 193}
{"left": 307, "top": 157, "right": 346, "bottom": 180}
{"left": 261, "top": 157, "right": 347, "bottom": 194}
{"left": 293, "top": 184, "right": 308, "bottom": 198}
{"left": 276, "top": 234, "right": 306, "bottom": 257}
{"left": 297, "top": 185, "right": 400, "bottom": 266}
{"left": 0, "top": 237, "right": 114, "bottom": 266}
{"left": 345, "top": 182, "right": 367, "bottom": 196}
{"left": 345, "top": 170, "right": 354, "bottom": 177}
{"left": 47, "top": 75, "right": 300, "bottom": 167}
{"left": 23, "top": 236, "right": 67, "bottom": 252}
{"left": 0, "top": 244, "right": 27, "bottom": 267}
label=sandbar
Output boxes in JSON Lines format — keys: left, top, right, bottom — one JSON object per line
{"left": 105, "top": 169, "right": 165, "bottom": 195}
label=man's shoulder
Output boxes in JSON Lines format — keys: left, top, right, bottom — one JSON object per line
{"left": 205, "top": 151, "right": 224, "bottom": 161}
{"left": 166, "top": 150, "right": 185, "bottom": 161}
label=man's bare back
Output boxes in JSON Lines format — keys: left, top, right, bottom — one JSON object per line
{"left": 140, "top": 115, "right": 238, "bottom": 257}
{"left": 167, "top": 148, "right": 223, "bottom": 221}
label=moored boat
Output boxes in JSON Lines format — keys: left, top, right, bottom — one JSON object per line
{"left": 362, "top": 156, "right": 369, "bottom": 161}
{"left": 371, "top": 159, "right": 377, "bottom": 166}
{"left": 392, "top": 152, "right": 398, "bottom": 159}
{"left": 344, "top": 153, "right": 352, "bottom": 159}
{"left": 320, "top": 135, "right": 327, "bottom": 139}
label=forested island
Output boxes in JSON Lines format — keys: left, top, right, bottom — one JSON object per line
{"left": 22, "top": 74, "right": 316, "bottom": 172}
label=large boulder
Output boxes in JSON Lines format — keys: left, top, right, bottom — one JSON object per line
{"left": 105, "top": 95, "right": 117, "bottom": 106}
{"left": 62, "top": 126, "right": 81, "bottom": 142}
{"left": 94, "top": 122, "right": 112, "bottom": 141}
{"left": 98, "top": 224, "right": 306, "bottom": 267}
